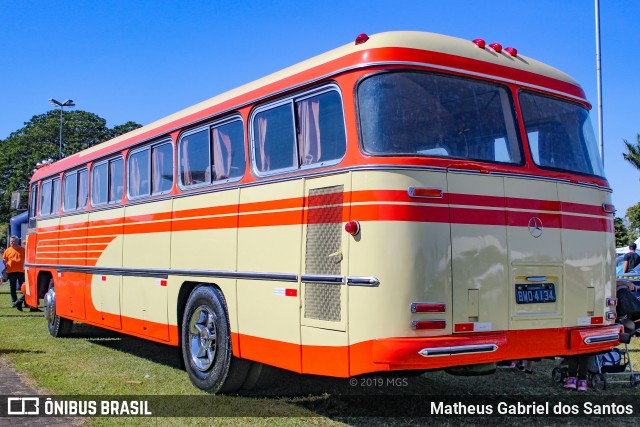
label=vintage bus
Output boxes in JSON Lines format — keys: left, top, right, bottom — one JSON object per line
{"left": 24, "top": 31, "right": 619, "bottom": 392}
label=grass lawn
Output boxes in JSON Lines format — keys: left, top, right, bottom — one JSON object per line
{"left": 1, "top": 284, "right": 640, "bottom": 426}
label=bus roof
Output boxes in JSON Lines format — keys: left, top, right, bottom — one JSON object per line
{"left": 32, "top": 30, "right": 584, "bottom": 182}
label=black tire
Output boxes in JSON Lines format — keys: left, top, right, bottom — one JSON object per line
{"left": 181, "top": 285, "right": 249, "bottom": 393}
{"left": 591, "top": 373, "right": 607, "bottom": 391}
{"left": 241, "top": 362, "right": 278, "bottom": 391}
{"left": 44, "top": 281, "right": 73, "bottom": 338}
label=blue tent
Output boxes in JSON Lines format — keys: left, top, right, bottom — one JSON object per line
{"left": 9, "top": 211, "right": 28, "bottom": 243}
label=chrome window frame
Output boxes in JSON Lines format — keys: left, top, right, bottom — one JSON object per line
{"left": 249, "top": 84, "right": 346, "bottom": 178}
{"left": 177, "top": 115, "right": 245, "bottom": 191}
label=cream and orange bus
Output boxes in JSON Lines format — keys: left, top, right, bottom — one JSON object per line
{"left": 24, "top": 31, "right": 619, "bottom": 392}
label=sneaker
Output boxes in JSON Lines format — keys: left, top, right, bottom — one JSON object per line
{"left": 564, "top": 377, "right": 577, "bottom": 390}
{"left": 508, "top": 362, "right": 517, "bottom": 369}
{"left": 516, "top": 363, "right": 525, "bottom": 372}
{"left": 29, "top": 307, "right": 42, "bottom": 313}
{"left": 577, "top": 379, "right": 588, "bottom": 392}
{"left": 15, "top": 301, "right": 23, "bottom": 312}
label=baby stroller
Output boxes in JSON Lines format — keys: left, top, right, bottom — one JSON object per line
{"left": 551, "top": 281, "right": 640, "bottom": 390}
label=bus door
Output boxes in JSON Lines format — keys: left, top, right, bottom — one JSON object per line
{"left": 300, "top": 174, "right": 350, "bottom": 375}
{"left": 59, "top": 211, "right": 88, "bottom": 320}
{"left": 504, "top": 177, "right": 563, "bottom": 330}
{"left": 122, "top": 200, "right": 172, "bottom": 340}
{"left": 237, "top": 180, "right": 304, "bottom": 372}
{"left": 88, "top": 207, "right": 124, "bottom": 329}
{"left": 448, "top": 172, "right": 510, "bottom": 334}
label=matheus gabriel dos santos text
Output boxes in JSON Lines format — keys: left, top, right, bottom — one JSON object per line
{"left": 431, "top": 401, "right": 634, "bottom": 415}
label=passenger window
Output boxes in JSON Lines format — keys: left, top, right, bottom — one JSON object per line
{"left": 253, "top": 104, "right": 295, "bottom": 173}
{"left": 252, "top": 88, "right": 346, "bottom": 175}
{"left": 63, "top": 172, "right": 78, "bottom": 211}
{"left": 29, "top": 184, "right": 38, "bottom": 219}
{"left": 40, "top": 180, "right": 52, "bottom": 216}
{"left": 51, "top": 178, "right": 61, "bottom": 215}
{"left": 78, "top": 169, "right": 88, "bottom": 209}
{"left": 129, "top": 149, "right": 150, "bottom": 198}
{"left": 152, "top": 143, "right": 173, "bottom": 193}
{"left": 109, "top": 158, "right": 124, "bottom": 203}
{"left": 180, "top": 129, "right": 210, "bottom": 186}
{"left": 92, "top": 162, "right": 108, "bottom": 205}
{"left": 295, "top": 91, "right": 346, "bottom": 166}
{"left": 211, "top": 121, "right": 244, "bottom": 180}
{"left": 64, "top": 169, "right": 89, "bottom": 211}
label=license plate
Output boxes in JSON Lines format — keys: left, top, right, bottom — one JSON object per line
{"left": 515, "top": 283, "right": 556, "bottom": 304}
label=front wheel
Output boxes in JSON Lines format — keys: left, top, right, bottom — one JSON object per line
{"left": 44, "top": 281, "right": 73, "bottom": 337}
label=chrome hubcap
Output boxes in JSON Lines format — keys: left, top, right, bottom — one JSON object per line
{"left": 189, "top": 307, "right": 217, "bottom": 371}
{"left": 44, "top": 288, "right": 56, "bottom": 323}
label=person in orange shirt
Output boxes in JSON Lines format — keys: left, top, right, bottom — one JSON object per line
{"left": 3, "top": 236, "right": 26, "bottom": 311}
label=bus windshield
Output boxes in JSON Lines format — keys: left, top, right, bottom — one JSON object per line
{"left": 519, "top": 91, "right": 604, "bottom": 178}
{"left": 357, "top": 71, "right": 522, "bottom": 164}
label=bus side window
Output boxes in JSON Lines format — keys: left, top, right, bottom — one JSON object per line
{"left": 109, "top": 158, "right": 124, "bottom": 203}
{"left": 254, "top": 104, "right": 296, "bottom": 173}
{"left": 212, "top": 120, "right": 244, "bottom": 181}
{"left": 129, "top": 149, "right": 150, "bottom": 198}
{"left": 92, "top": 162, "right": 109, "bottom": 205}
{"left": 151, "top": 142, "right": 173, "bottom": 193}
{"left": 40, "top": 180, "right": 52, "bottom": 216}
{"left": 295, "top": 90, "right": 346, "bottom": 167}
{"left": 78, "top": 169, "right": 88, "bottom": 209}
{"left": 63, "top": 172, "right": 78, "bottom": 211}
{"left": 180, "top": 129, "right": 210, "bottom": 187}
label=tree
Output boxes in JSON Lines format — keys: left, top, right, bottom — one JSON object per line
{"left": 623, "top": 133, "right": 640, "bottom": 170}
{"left": 0, "top": 110, "right": 141, "bottom": 225}
{"left": 626, "top": 203, "right": 640, "bottom": 235}
{"left": 615, "top": 217, "right": 633, "bottom": 247}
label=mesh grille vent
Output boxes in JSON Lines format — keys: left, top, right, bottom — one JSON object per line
{"left": 304, "top": 185, "right": 343, "bottom": 322}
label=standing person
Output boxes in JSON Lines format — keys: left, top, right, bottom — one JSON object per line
{"left": 563, "top": 355, "right": 593, "bottom": 392}
{"left": 623, "top": 243, "right": 640, "bottom": 273}
{"left": 3, "top": 236, "right": 26, "bottom": 311}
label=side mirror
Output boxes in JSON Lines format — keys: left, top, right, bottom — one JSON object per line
{"left": 10, "top": 191, "right": 21, "bottom": 210}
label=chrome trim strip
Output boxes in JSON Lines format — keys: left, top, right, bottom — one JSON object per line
{"left": 584, "top": 333, "right": 619, "bottom": 344}
{"left": 25, "top": 263, "right": 298, "bottom": 283}
{"left": 526, "top": 276, "right": 548, "bottom": 282}
{"left": 347, "top": 276, "right": 380, "bottom": 287}
{"left": 418, "top": 344, "right": 499, "bottom": 357}
{"left": 301, "top": 274, "right": 344, "bottom": 285}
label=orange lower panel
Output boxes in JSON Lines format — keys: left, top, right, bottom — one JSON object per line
{"left": 235, "top": 326, "right": 621, "bottom": 377}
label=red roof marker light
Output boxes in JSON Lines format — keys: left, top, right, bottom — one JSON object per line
{"left": 489, "top": 42, "right": 502, "bottom": 53}
{"left": 472, "top": 38, "right": 486, "bottom": 49}
{"left": 505, "top": 47, "right": 518, "bottom": 57}
{"left": 355, "top": 33, "right": 369, "bottom": 45}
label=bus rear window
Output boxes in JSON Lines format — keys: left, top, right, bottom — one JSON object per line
{"left": 520, "top": 91, "right": 604, "bottom": 178}
{"left": 357, "top": 71, "right": 521, "bottom": 164}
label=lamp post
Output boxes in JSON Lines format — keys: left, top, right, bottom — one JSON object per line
{"left": 49, "top": 98, "right": 75, "bottom": 158}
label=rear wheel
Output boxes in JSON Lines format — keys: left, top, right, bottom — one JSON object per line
{"left": 182, "top": 285, "right": 250, "bottom": 393}
{"left": 44, "top": 281, "right": 73, "bottom": 337}
{"left": 591, "top": 373, "right": 607, "bottom": 391}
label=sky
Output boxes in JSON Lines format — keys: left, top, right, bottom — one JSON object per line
{"left": 0, "top": 0, "right": 638, "bottom": 217}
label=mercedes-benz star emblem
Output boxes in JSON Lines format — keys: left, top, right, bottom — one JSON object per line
{"left": 528, "top": 217, "right": 544, "bottom": 238}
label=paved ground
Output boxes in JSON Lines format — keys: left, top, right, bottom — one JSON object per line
{"left": 0, "top": 351, "right": 84, "bottom": 425}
